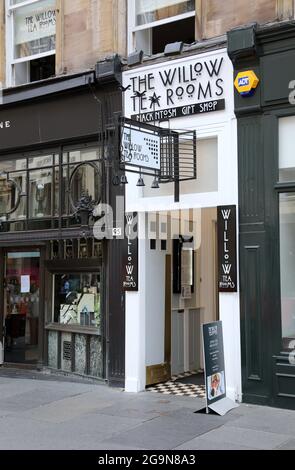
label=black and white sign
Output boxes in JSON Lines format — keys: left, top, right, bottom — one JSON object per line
{"left": 217, "top": 205, "right": 237, "bottom": 292}
{"left": 202, "top": 321, "right": 238, "bottom": 416}
{"left": 0, "top": 121, "right": 11, "bottom": 130}
{"left": 122, "top": 213, "right": 138, "bottom": 291}
{"left": 124, "top": 52, "right": 229, "bottom": 122}
{"left": 132, "top": 99, "right": 225, "bottom": 123}
{"left": 121, "top": 126, "right": 160, "bottom": 170}
{"left": 203, "top": 321, "right": 226, "bottom": 406}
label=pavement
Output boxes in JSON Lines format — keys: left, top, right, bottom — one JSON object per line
{"left": 0, "top": 367, "right": 294, "bottom": 450}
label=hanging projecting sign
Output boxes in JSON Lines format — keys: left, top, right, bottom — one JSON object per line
{"left": 123, "top": 51, "right": 229, "bottom": 122}
{"left": 121, "top": 125, "right": 160, "bottom": 170}
{"left": 217, "top": 205, "right": 237, "bottom": 292}
{"left": 122, "top": 213, "right": 138, "bottom": 291}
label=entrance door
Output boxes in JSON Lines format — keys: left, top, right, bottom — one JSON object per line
{"left": 3, "top": 250, "right": 40, "bottom": 364}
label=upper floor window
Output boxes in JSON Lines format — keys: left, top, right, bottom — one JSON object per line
{"left": 128, "top": 0, "right": 195, "bottom": 55}
{"left": 6, "top": 0, "right": 56, "bottom": 86}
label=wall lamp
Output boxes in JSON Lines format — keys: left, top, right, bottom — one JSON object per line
{"left": 164, "top": 41, "right": 184, "bottom": 56}
{"left": 127, "top": 50, "right": 144, "bottom": 66}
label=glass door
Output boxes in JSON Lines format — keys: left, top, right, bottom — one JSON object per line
{"left": 4, "top": 250, "right": 40, "bottom": 364}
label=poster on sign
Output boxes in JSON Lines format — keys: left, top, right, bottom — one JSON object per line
{"left": 201, "top": 321, "right": 238, "bottom": 416}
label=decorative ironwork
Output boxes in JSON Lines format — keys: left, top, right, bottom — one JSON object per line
{"left": 119, "top": 117, "right": 197, "bottom": 183}
{"left": 0, "top": 173, "right": 23, "bottom": 216}
{"left": 74, "top": 190, "right": 96, "bottom": 226}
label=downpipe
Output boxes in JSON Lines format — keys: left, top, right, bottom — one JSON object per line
{"left": 0, "top": 340, "right": 3, "bottom": 365}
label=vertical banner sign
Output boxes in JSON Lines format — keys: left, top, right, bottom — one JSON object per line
{"left": 123, "top": 213, "right": 138, "bottom": 291}
{"left": 203, "top": 321, "right": 226, "bottom": 406}
{"left": 217, "top": 205, "right": 237, "bottom": 292}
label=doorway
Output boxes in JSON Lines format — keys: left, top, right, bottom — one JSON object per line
{"left": 145, "top": 208, "right": 219, "bottom": 395}
{"left": 3, "top": 250, "right": 40, "bottom": 364}
{"left": 171, "top": 208, "right": 218, "bottom": 379}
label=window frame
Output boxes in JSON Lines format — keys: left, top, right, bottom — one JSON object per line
{"left": 5, "top": 0, "right": 56, "bottom": 87}
{"left": 0, "top": 141, "right": 102, "bottom": 229}
{"left": 128, "top": 0, "right": 195, "bottom": 54}
{"left": 276, "top": 114, "right": 295, "bottom": 353}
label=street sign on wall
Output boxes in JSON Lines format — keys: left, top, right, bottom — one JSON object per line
{"left": 217, "top": 205, "right": 237, "bottom": 292}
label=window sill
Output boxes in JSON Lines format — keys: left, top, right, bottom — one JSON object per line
{"left": 45, "top": 323, "right": 101, "bottom": 336}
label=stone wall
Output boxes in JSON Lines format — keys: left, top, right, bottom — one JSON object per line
{"left": 56, "top": 0, "right": 127, "bottom": 75}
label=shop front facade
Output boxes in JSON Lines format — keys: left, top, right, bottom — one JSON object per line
{"left": 0, "top": 67, "right": 125, "bottom": 386}
{"left": 122, "top": 44, "right": 242, "bottom": 402}
{"left": 228, "top": 21, "right": 295, "bottom": 409}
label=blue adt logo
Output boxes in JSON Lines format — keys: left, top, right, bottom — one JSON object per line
{"left": 238, "top": 77, "right": 249, "bottom": 87}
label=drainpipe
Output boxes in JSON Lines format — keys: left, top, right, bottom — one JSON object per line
{"left": 0, "top": 340, "right": 3, "bottom": 365}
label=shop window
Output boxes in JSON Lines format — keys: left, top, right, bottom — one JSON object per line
{"left": 129, "top": 0, "right": 195, "bottom": 55}
{"left": 0, "top": 144, "right": 102, "bottom": 231}
{"left": 279, "top": 116, "right": 295, "bottom": 182}
{"left": 53, "top": 273, "right": 102, "bottom": 330}
{"left": 6, "top": 0, "right": 56, "bottom": 86}
{"left": 279, "top": 193, "right": 295, "bottom": 350}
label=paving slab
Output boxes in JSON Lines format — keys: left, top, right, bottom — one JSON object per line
{"left": 175, "top": 437, "right": 256, "bottom": 450}
{"left": 197, "top": 425, "right": 290, "bottom": 450}
{"left": 276, "top": 439, "right": 295, "bottom": 450}
{"left": 106, "top": 409, "right": 227, "bottom": 450}
{"left": 0, "top": 412, "right": 142, "bottom": 450}
{"left": 224, "top": 405, "right": 295, "bottom": 437}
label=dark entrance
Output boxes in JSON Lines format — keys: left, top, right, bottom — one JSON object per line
{"left": 3, "top": 249, "right": 40, "bottom": 364}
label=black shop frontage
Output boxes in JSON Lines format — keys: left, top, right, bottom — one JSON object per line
{"left": 228, "top": 21, "right": 295, "bottom": 409}
{"left": 0, "top": 65, "right": 125, "bottom": 386}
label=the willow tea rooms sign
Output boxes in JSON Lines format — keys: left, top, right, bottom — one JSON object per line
{"left": 217, "top": 205, "right": 237, "bottom": 292}
{"left": 124, "top": 51, "right": 229, "bottom": 122}
{"left": 123, "top": 213, "right": 138, "bottom": 291}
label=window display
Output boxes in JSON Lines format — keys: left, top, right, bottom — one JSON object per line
{"left": 0, "top": 145, "right": 102, "bottom": 229}
{"left": 53, "top": 273, "right": 101, "bottom": 330}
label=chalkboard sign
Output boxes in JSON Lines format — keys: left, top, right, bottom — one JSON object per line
{"left": 202, "top": 321, "right": 226, "bottom": 406}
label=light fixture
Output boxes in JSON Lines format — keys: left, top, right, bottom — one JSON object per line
{"left": 95, "top": 54, "right": 122, "bottom": 84}
{"left": 151, "top": 177, "right": 160, "bottom": 189}
{"left": 164, "top": 41, "right": 184, "bottom": 56}
{"left": 136, "top": 176, "right": 145, "bottom": 187}
{"left": 112, "top": 174, "right": 120, "bottom": 186}
{"left": 120, "top": 174, "right": 128, "bottom": 185}
{"left": 127, "top": 50, "right": 144, "bottom": 66}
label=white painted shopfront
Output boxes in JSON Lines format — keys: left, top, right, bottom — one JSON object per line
{"left": 122, "top": 47, "right": 241, "bottom": 402}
